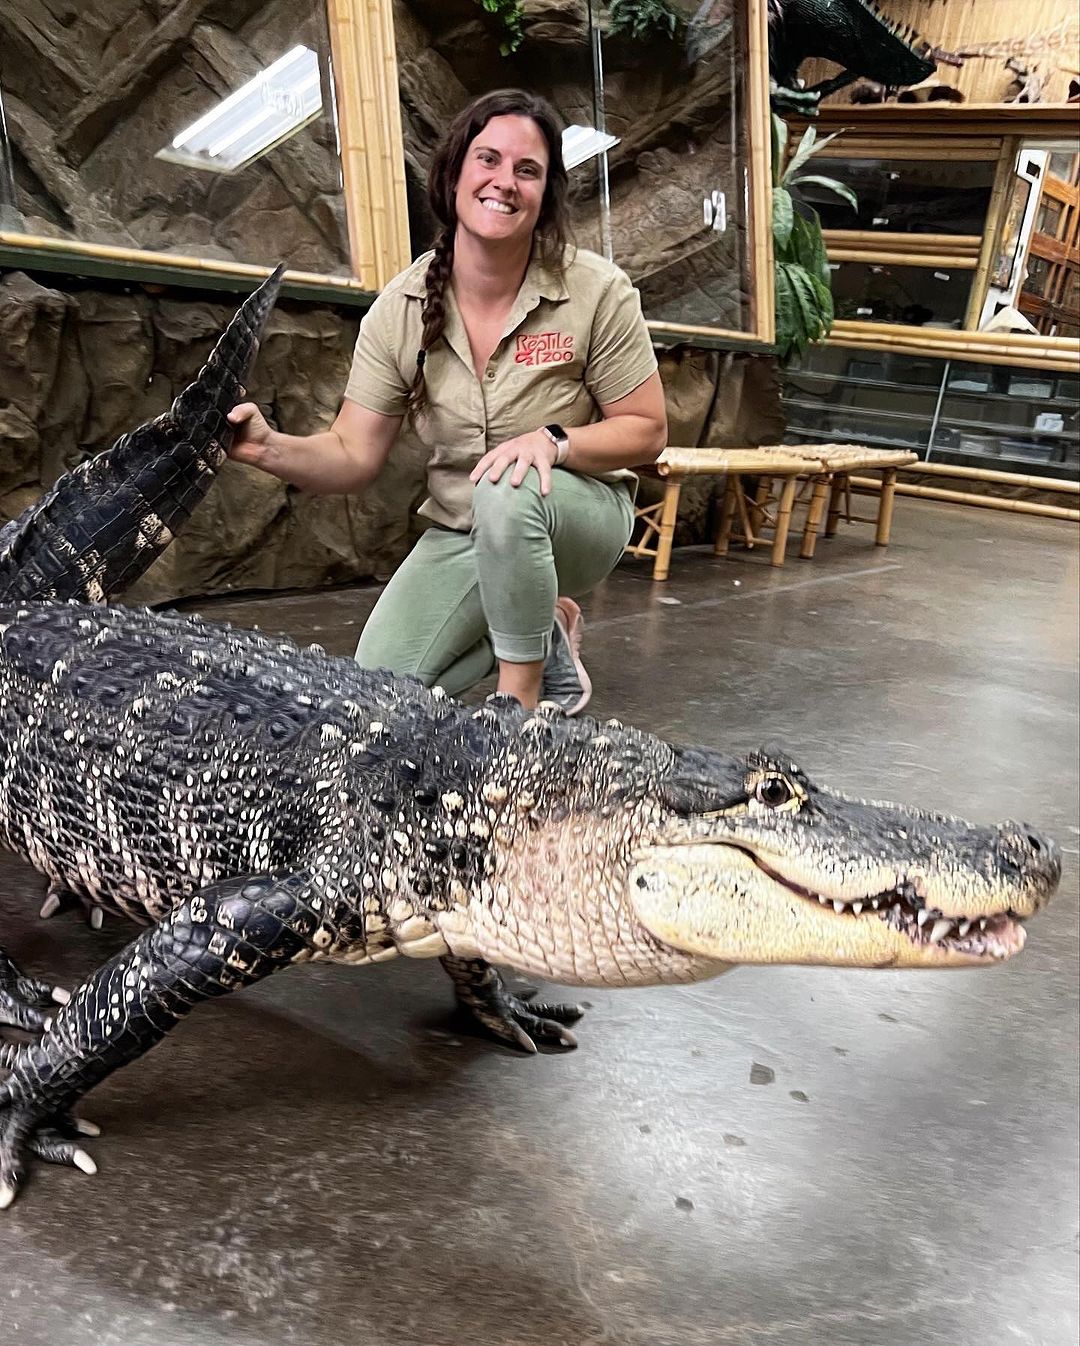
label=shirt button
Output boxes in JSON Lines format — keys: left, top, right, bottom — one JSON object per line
{"left": 485, "top": 367, "right": 495, "bottom": 380}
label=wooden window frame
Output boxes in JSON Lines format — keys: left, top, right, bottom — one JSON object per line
{"left": 0, "top": 1, "right": 777, "bottom": 343}
{"left": 793, "top": 104, "right": 1080, "bottom": 371}
{"left": 0, "top": 0, "right": 411, "bottom": 305}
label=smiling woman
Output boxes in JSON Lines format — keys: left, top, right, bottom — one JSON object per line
{"left": 227, "top": 87, "right": 667, "bottom": 716}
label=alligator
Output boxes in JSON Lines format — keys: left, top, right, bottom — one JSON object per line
{"left": 0, "top": 274, "right": 1061, "bottom": 1209}
{"left": 768, "top": 0, "right": 937, "bottom": 113}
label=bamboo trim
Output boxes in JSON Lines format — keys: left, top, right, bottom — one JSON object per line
{"left": 965, "top": 136, "right": 1018, "bottom": 330}
{"left": 905, "top": 462, "right": 1080, "bottom": 494}
{"left": 0, "top": 230, "right": 370, "bottom": 292}
{"left": 826, "top": 249, "right": 979, "bottom": 268}
{"left": 825, "top": 328, "right": 1080, "bottom": 371}
{"left": 835, "top": 316, "right": 1076, "bottom": 345}
{"left": 647, "top": 319, "right": 772, "bottom": 345}
{"left": 823, "top": 231, "right": 983, "bottom": 254}
{"left": 809, "top": 104, "right": 1080, "bottom": 141}
{"left": 827, "top": 316, "right": 1080, "bottom": 370}
{"left": 327, "top": 0, "right": 411, "bottom": 290}
{"left": 850, "top": 477, "right": 1080, "bottom": 521}
{"left": 815, "top": 140, "right": 1002, "bottom": 161}
{"left": 747, "top": 0, "right": 775, "bottom": 346}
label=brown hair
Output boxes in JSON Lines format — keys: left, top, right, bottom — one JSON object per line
{"left": 407, "top": 89, "right": 571, "bottom": 420}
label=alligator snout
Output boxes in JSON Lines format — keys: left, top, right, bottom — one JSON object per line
{"left": 996, "top": 822, "right": 1062, "bottom": 906}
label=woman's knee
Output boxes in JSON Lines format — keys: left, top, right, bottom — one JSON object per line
{"left": 471, "top": 473, "right": 547, "bottom": 551}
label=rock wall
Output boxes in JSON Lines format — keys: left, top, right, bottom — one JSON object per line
{"left": 0, "top": 268, "right": 782, "bottom": 604}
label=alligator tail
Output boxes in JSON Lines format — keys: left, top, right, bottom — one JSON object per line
{"left": 0, "top": 263, "right": 285, "bottom": 604}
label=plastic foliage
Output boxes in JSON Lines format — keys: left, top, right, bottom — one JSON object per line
{"left": 772, "top": 114, "right": 857, "bottom": 364}
{"left": 478, "top": 0, "right": 526, "bottom": 55}
{"left": 606, "top": 0, "right": 683, "bottom": 43}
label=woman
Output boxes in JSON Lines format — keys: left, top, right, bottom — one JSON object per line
{"left": 227, "top": 89, "right": 666, "bottom": 713}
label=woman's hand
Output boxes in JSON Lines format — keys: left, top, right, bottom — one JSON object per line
{"left": 226, "top": 402, "right": 275, "bottom": 467}
{"left": 469, "top": 429, "right": 559, "bottom": 496}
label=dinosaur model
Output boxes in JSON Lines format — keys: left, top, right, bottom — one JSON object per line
{"left": 768, "top": 0, "right": 937, "bottom": 113}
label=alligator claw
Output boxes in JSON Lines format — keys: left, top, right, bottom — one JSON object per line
{"left": 0, "top": 952, "right": 65, "bottom": 1033}
{"left": 441, "top": 956, "right": 583, "bottom": 1053}
{"left": 39, "top": 884, "right": 106, "bottom": 931}
{"left": 0, "top": 1100, "right": 102, "bottom": 1209}
{"left": 475, "top": 993, "right": 581, "bottom": 1053}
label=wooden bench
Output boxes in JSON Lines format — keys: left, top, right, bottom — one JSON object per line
{"left": 625, "top": 444, "right": 919, "bottom": 580}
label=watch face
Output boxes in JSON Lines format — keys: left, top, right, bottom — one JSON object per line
{"left": 545, "top": 423, "right": 567, "bottom": 443}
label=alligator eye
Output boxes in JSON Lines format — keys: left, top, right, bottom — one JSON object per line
{"left": 755, "top": 775, "right": 793, "bottom": 809}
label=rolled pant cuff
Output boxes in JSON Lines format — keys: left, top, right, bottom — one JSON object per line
{"left": 488, "top": 627, "right": 552, "bottom": 664}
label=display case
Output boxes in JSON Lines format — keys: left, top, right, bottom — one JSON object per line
{"left": 388, "top": 0, "right": 773, "bottom": 344}
{"left": 783, "top": 345, "right": 1080, "bottom": 481}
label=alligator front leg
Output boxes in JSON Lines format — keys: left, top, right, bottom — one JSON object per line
{"left": 440, "top": 956, "right": 583, "bottom": 1053}
{"left": 0, "top": 872, "right": 322, "bottom": 1207}
{"left": 0, "top": 949, "right": 69, "bottom": 1032}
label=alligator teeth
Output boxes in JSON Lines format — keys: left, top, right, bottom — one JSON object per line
{"left": 852, "top": 902, "right": 864, "bottom": 916}
{"left": 958, "top": 921, "right": 972, "bottom": 938}
{"left": 871, "top": 899, "right": 881, "bottom": 910}
{"left": 818, "top": 894, "right": 829, "bottom": 905}
{"left": 979, "top": 918, "right": 988, "bottom": 931}
{"left": 929, "top": 919, "right": 953, "bottom": 944}
{"left": 833, "top": 899, "right": 845, "bottom": 914}
{"left": 917, "top": 909, "right": 930, "bottom": 928}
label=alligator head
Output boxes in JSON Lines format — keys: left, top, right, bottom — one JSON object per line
{"left": 770, "top": 0, "right": 937, "bottom": 110}
{"left": 630, "top": 747, "right": 1060, "bottom": 970}
{"left": 445, "top": 731, "right": 1060, "bottom": 985}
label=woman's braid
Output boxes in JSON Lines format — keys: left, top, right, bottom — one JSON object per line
{"left": 407, "top": 228, "right": 455, "bottom": 420}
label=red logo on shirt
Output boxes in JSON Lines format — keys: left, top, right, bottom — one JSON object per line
{"left": 515, "top": 332, "right": 575, "bottom": 366}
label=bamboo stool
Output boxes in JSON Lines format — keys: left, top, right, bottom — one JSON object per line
{"left": 625, "top": 448, "right": 816, "bottom": 579}
{"left": 625, "top": 445, "right": 919, "bottom": 579}
{"left": 756, "top": 444, "right": 920, "bottom": 559}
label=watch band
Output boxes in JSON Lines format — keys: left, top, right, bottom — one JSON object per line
{"left": 542, "top": 423, "right": 570, "bottom": 466}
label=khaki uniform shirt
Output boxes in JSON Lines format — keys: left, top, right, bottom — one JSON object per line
{"left": 343, "top": 246, "right": 658, "bottom": 531}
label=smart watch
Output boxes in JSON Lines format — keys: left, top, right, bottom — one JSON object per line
{"left": 542, "top": 423, "right": 570, "bottom": 466}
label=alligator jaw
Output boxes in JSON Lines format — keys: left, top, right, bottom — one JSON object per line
{"left": 629, "top": 844, "right": 1028, "bottom": 969}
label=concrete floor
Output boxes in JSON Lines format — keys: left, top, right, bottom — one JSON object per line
{"left": 1, "top": 499, "right": 1077, "bottom": 1346}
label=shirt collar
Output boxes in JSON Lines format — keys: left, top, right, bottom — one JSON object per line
{"left": 400, "top": 244, "right": 570, "bottom": 304}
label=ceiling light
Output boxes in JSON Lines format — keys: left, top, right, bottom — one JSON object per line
{"left": 562, "top": 125, "right": 620, "bottom": 171}
{"left": 156, "top": 46, "right": 322, "bottom": 174}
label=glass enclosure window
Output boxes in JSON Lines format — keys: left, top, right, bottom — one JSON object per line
{"left": 1024, "top": 254, "right": 1052, "bottom": 299}
{"left": 782, "top": 346, "right": 1079, "bottom": 481}
{"left": 936, "top": 362, "right": 1079, "bottom": 475}
{"left": 830, "top": 260, "right": 972, "bottom": 328}
{"left": 805, "top": 158, "right": 994, "bottom": 236}
{"left": 599, "top": 1, "right": 752, "bottom": 332}
{"left": 391, "top": 0, "right": 760, "bottom": 334}
{"left": 1036, "top": 197, "right": 1064, "bottom": 238}
{"left": 783, "top": 345, "right": 938, "bottom": 453}
{"left": 0, "top": 1, "right": 351, "bottom": 276}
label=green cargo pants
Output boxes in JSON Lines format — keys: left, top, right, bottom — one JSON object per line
{"left": 354, "top": 468, "right": 634, "bottom": 695}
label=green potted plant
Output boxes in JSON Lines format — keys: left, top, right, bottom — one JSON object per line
{"left": 771, "top": 114, "right": 857, "bottom": 363}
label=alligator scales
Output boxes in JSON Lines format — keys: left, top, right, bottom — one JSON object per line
{"left": 0, "top": 270, "right": 1061, "bottom": 1208}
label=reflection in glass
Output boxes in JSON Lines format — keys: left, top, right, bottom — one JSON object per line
{"left": 599, "top": 0, "right": 752, "bottom": 330}
{"left": 156, "top": 47, "right": 324, "bottom": 176}
{"left": 830, "top": 260, "right": 972, "bottom": 328}
{"left": 393, "top": 1, "right": 758, "bottom": 334}
{"left": 0, "top": 1, "right": 350, "bottom": 276}
{"left": 804, "top": 157, "right": 994, "bottom": 236}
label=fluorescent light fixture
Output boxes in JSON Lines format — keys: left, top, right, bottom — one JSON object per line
{"left": 562, "top": 125, "right": 620, "bottom": 171}
{"left": 156, "top": 46, "right": 323, "bottom": 174}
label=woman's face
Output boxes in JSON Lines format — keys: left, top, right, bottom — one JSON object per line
{"left": 453, "top": 114, "right": 549, "bottom": 249}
